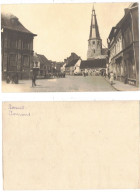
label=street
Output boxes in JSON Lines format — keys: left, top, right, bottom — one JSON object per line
{"left": 2, "top": 75, "right": 116, "bottom": 92}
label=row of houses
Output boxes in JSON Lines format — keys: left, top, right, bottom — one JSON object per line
{"left": 61, "top": 52, "right": 106, "bottom": 75}
{"left": 107, "top": 2, "right": 139, "bottom": 87}
{"left": 33, "top": 53, "right": 63, "bottom": 77}
{"left": 1, "top": 13, "right": 63, "bottom": 80}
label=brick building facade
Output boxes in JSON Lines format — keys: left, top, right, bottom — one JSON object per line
{"left": 107, "top": 3, "right": 139, "bottom": 86}
{"left": 1, "top": 13, "right": 37, "bottom": 80}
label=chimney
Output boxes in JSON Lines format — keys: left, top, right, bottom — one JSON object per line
{"left": 124, "top": 8, "right": 129, "bottom": 15}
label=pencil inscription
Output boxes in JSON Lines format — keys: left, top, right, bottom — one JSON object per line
{"left": 8, "top": 104, "right": 30, "bottom": 116}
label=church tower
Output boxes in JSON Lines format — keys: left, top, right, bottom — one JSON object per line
{"left": 87, "top": 5, "right": 102, "bottom": 60}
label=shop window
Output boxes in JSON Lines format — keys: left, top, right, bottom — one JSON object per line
{"left": 128, "top": 54, "right": 136, "bottom": 79}
{"left": 128, "top": 62, "right": 136, "bottom": 79}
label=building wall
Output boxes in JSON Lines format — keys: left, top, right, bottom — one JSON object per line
{"left": 70, "top": 66, "right": 74, "bottom": 75}
{"left": 131, "top": 7, "right": 139, "bottom": 86}
{"left": 108, "top": 6, "right": 139, "bottom": 86}
{"left": 65, "top": 67, "right": 70, "bottom": 75}
{"left": 2, "top": 29, "right": 34, "bottom": 80}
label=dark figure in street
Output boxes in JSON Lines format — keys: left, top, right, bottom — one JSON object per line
{"left": 124, "top": 74, "right": 128, "bottom": 84}
{"left": 14, "top": 73, "right": 19, "bottom": 84}
{"left": 108, "top": 72, "right": 110, "bottom": 79}
{"left": 6, "top": 74, "right": 10, "bottom": 84}
{"left": 32, "top": 72, "right": 37, "bottom": 87}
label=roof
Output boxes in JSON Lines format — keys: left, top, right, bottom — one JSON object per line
{"left": 34, "top": 54, "right": 51, "bottom": 65}
{"left": 80, "top": 59, "right": 106, "bottom": 69}
{"left": 102, "top": 48, "right": 108, "bottom": 55}
{"left": 65, "top": 59, "right": 79, "bottom": 67}
{"left": 128, "top": 2, "right": 138, "bottom": 9}
{"left": 89, "top": 7, "right": 100, "bottom": 39}
{"left": 1, "top": 13, "right": 37, "bottom": 36}
{"left": 65, "top": 52, "right": 80, "bottom": 64}
{"left": 108, "top": 3, "right": 138, "bottom": 40}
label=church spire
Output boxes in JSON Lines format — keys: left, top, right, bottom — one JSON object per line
{"left": 87, "top": 4, "right": 102, "bottom": 60}
{"left": 89, "top": 4, "right": 100, "bottom": 40}
{"left": 92, "top": 4, "right": 94, "bottom": 11}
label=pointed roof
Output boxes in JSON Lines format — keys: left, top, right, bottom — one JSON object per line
{"left": 92, "top": 4, "right": 95, "bottom": 11}
{"left": 33, "top": 53, "right": 51, "bottom": 67}
{"left": 89, "top": 5, "right": 100, "bottom": 40}
{"left": 65, "top": 59, "right": 79, "bottom": 67}
{"left": 36, "top": 54, "right": 51, "bottom": 66}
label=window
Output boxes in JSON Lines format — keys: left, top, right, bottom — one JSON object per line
{"left": 35, "top": 62, "right": 38, "bottom": 68}
{"left": 124, "top": 27, "right": 132, "bottom": 48}
{"left": 9, "top": 54, "right": 16, "bottom": 66}
{"left": 10, "top": 18, "right": 18, "bottom": 25}
{"left": 93, "top": 41, "right": 95, "bottom": 45}
{"left": 10, "top": 40, "right": 17, "bottom": 49}
{"left": 23, "top": 42, "right": 29, "bottom": 49}
{"left": 18, "top": 39, "right": 22, "bottom": 49}
{"left": 94, "top": 49, "right": 95, "bottom": 53}
{"left": 23, "top": 55, "right": 29, "bottom": 66}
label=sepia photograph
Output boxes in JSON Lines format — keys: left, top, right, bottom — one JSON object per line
{"left": 1, "top": 2, "right": 139, "bottom": 92}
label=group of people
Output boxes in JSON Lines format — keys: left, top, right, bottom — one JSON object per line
{"left": 6, "top": 73, "right": 19, "bottom": 84}
{"left": 83, "top": 69, "right": 100, "bottom": 77}
{"left": 5, "top": 69, "right": 116, "bottom": 87}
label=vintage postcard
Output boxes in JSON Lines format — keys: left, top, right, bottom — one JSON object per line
{"left": 2, "top": 101, "right": 140, "bottom": 189}
{"left": 1, "top": 2, "right": 139, "bottom": 92}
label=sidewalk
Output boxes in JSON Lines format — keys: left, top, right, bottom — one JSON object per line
{"left": 104, "top": 77, "right": 139, "bottom": 91}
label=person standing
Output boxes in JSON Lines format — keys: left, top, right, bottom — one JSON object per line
{"left": 110, "top": 72, "right": 114, "bottom": 85}
{"left": 32, "top": 70, "right": 36, "bottom": 87}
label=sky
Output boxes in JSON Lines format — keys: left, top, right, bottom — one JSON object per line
{"left": 2, "top": 2, "right": 131, "bottom": 61}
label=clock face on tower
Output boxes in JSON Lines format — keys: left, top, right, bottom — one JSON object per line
{"left": 90, "top": 41, "right": 95, "bottom": 49}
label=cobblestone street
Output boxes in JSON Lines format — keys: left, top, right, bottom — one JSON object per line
{"left": 2, "top": 75, "right": 116, "bottom": 92}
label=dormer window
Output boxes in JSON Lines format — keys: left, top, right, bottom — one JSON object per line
{"left": 10, "top": 17, "right": 18, "bottom": 25}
